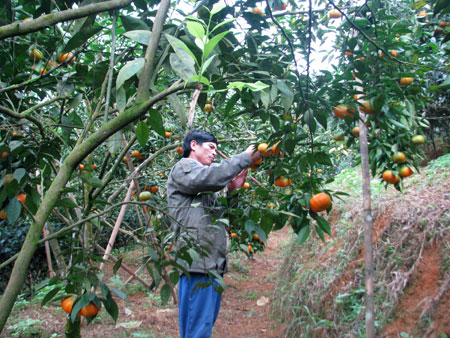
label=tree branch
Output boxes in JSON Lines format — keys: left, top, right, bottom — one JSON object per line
{"left": 0, "top": 0, "right": 133, "bottom": 40}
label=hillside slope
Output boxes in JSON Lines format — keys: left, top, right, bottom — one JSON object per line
{"left": 272, "top": 153, "right": 450, "bottom": 337}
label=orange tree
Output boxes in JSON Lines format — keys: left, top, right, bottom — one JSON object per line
{"left": 0, "top": 0, "right": 449, "bottom": 335}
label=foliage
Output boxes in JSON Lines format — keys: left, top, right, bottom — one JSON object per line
{"left": 0, "top": 0, "right": 449, "bottom": 333}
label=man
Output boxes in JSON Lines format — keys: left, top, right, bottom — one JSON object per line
{"left": 167, "top": 130, "right": 260, "bottom": 338}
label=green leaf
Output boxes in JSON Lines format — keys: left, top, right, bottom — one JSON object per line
{"left": 110, "top": 287, "right": 127, "bottom": 300}
{"left": 311, "top": 213, "right": 332, "bottom": 236}
{"left": 116, "top": 58, "right": 145, "bottom": 88}
{"left": 55, "top": 198, "right": 78, "bottom": 208}
{"left": 7, "top": 198, "right": 21, "bottom": 225}
{"left": 433, "top": 0, "right": 450, "bottom": 14}
{"left": 113, "top": 257, "right": 123, "bottom": 275}
{"left": 186, "top": 21, "right": 205, "bottom": 39}
{"left": 165, "top": 34, "right": 197, "bottom": 67}
{"left": 296, "top": 226, "right": 310, "bottom": 244}
{"left": 189, "top": 75, "right": 210, "bottom": 86}
{"left": 136, "top": 121, "right": 150, "bottom": 148}
{"left": 210, "top": 18, "right": 234, "bottom": 34}
{"left": 210, "top": 5, "right": 226, "bottom": 16}
{"left": 201, "top": 54, "right": 217, "bottom": 75}
{"left": 169, "top": 270, "right": 180, "bottom": 286}
{"left": 88, "top": 177, "right": 103, "bottom": 188}
{"left": 188, "top": 248, "right": 200, "bottom": 263}
{"left": 160, "top": 284, "right": 171, "bottom": 305}
{"left": 63, "top": 25, "right": 103, "bottom": 53}
{"left": 413, "top": 0, "right": 428, "bottom": 10}
{"left": 102, "top": 297, "right": 119, "bottom": 323}
{"left": 120, "top": 16, "right": 149, "bottom": 31}
{"left": 260, "top": 215, "right": 273, "bottom": 234}
{"left": 148, "top": 109, "right": 165, "bottom": 137}
{"left": 167, "top": 94, "right": 187, "bottom": 128}
{"left": 41, "top": 287, "right": 61, "bottom": 307}
{"left": 123, "top": 30, "right": 151, "bottom": 45}
{"left": 228, "top": 81, "right": 269, "bottom": 92}
{"left": 170, "top": 53, "right": 196, "bottom": 81}
{"left": 244, "top": 219, "right": 256, "bottom": 235}
{"left": 204, "top": 31, "right": 230, "bottom": 59}
{"left": 116, "top": 87, "right": 126, "bottom": 113}
{"left": 13, "top": 168, "right": 26, "bottom": 183}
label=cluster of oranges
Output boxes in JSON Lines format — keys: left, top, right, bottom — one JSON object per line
{"left": 61, "top": 296, "right": 100, "bottom": 317}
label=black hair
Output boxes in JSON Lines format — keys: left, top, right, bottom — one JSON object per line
{"left": 182, "top": 130, "right": 217, "bottom": 158}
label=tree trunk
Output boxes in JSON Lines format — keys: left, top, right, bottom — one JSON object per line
{"left": 358, "top": 116, "right": 375, "bottom": 338}
{"left": 64, "top": 314, "right": 81, "bottom": 338}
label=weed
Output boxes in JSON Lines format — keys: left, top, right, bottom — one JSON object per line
{"left": 246, "top": 290, "right": 259, "bottom": 300}
{"left": 7, "top": 318, "right": 43, "bottom": 337}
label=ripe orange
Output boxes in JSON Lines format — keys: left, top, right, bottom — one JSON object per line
{"left": 438, "top": 21, "right": 448, "bottom": 28}
{"left": 352, "top": 127, "right": 360, "bottom": 137}
{"left": 143, "top": 185, "right": 150, "bottom": 191}
{"left": 29, "top": 48, "right": 44, "bottom": 61}
{"left": 267, "top": 203, "right": 276, "bottom": 209}
{"left": 382, "top": 170, "right": 397, "bottom": 184}
{"left": 253, "top": 157, "right": 262, "bottom": 166}
{"left": 248, "top": 244, "right": 253, "bottom": 253}
{"left": 150, "top": 186, "right": 159, "bottom": 193}
{"left": 0, "top": 210, "right": 7, "bottom": 220}
{"left": 333, "top": 134, "right": 345, "bottom": 141}
{"left": 61, "top": 296, "right": 76, "bottom": 314}
{"left": 131, "top": 150, "right": 141, "bottom": 158}
{"left": 359, "top": 57, "right": 366, "bottom": 61}
{"left": 123, "top": 157, "right": 128, "bottom": 164}
{"left": 230, "top": 232, "right": 237, "bottom": 238}
{"left": 390, "top": 50, "right": 398, "bottom": 57}
{"left": 1, "top": 151, "right": 8, "bottom": 158}
{"left": 80, "top": 302, "right": 100, "bottom": 317}
{"left": 243, "top": 182, "right": 250, "bottom": 189}
{"left": 177, "top": 146, "right": 183, "bottom": 155}
{"left": 399, "top": 77, "right": 413, "bottom": 86}
{"left": 399, "top": 166, "right": 413, "bottom": 178}
{"left": 333, "top": 105, "right": 353, "bottom": 119}
{"left": 16, "top": 194, "right": 26, "bottom": 206}
{"left": 253, "top": 8, "right": 263, "bottom": 15}
{"left": 91, "top": 164, "right": 97, "bottom": 170}
{"left": 79, "top": 164, "right": 85, "bottom": 170}
{"left": 309, "top": 192, "right": 331, "bottom": 213}
{"left": 345, "top": 51, "right": 353, "bottom": 56}
{"left": 204, "top": 104, "right": 213, "bottom": 111}
{"left": 158, "top": 173, "right": 163, "bottom": 177}
{"left": 253, "top": 234, "right": 260, "bottom": 241}
{"left": 281, "top": 3, "right": 287, "bottom": 10}
{"left": 275, "top": 176, "right": 292, "bottom": 188}
{"left": 257, "top": 143, "right": 269, "bottom": 152}
{"left": 58, "top": 52, "right": 75, "bottom": 63}
{"left": 359, "top": 100, "right": 376, "bottom": 115}
{"left": 329, "top": 9, "right": 341, "bottom": 19}
{"left": 165, "top": 131, "right": 172, "bottom": 138}
{"left": 392, "top": 152, "right": 406, "bottom": 163}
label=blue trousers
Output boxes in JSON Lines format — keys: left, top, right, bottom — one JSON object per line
{"left": 178, "top": 273, "right": 222, "bottom": 338}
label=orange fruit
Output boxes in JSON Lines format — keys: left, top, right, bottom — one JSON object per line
{"left": 267, "top": 203, "right": 276, "bottom": 209}
{"left": 165, "top": 131, "right": 172, "bottom": 138}
{"left": 248, "top": 244, "right": 253, "bottom": 253}
{"left": 257, "top": 143, "right": 269, "bottom": 152}
{"left": 281, "top": 3, "right": 287, "bottom": 10}
{"left": 333, "top": 134, "right": 345, "bottom": 141}
{"left": 352, "top": 127, "right": 360, "bottom": 137}
{"left": 16, "top": 194, "right": 26, "bottom": 206}
{"left": 204, "top": 104, "right": 213, "bottom": 111}
{"left": 243, "top": 182, "right": 250, "bottom": 189}
{"left": 275, "top": 176, "right": 292, "bottom": 188}
{"left": 58, "top": 52, "right": 74, "bottom": 63}
{"left": 150, "top": 186, "right": 159, "bottom": 193}
{"left": 253, "top": 158, "right": 263, "bottom": 166}
{"left": 79, "top": 164, "right": 85, "bottom": 170}
{"left": 329, "top": 9, "right": 341, "bottom": 19}
{"left": 438, "top": 21, "right": 447, "bottom": 28}
{"left": 359, "top": 100, "right": 376, "bottom": 115}
{"left": 29, "top": 48, "right": 44, "bottom": 61}
{"left": 139, "top": 191, "right": 151, "bottom": 201}
{"left": 131, "top": 150, "right": 141, "bottom": 158}
{"left": 177, "top": 146, "right": 183, "bottom": 155}
{"left": 1, "top": 151, "right": 8, "bottom": 158}
{"left": 252, "top": 234, "right": 260, "bottom": 241}
{"left": 230, "top": 232, "right": 237, "bottom": 238}
{"left": 158, "top": 173, "right": 163, "bottom": 177}
{"left": 61, "top": 296, "right": 76, "bottom": 314}
{"left": 412, "top": 135, "right": 425, "bottom": 145}
{"left": 392, "top": 152, "right": 406, "bottom": 163}
{"left": 399, "top": 166, "right": 413, "bottom": 178}
{"left": 253, "top": 8, "right": 263, "bottom": 15}
{"left": 39, "top": 68, "right": 47, "bottom": 75}
{"left": 91, "top": 164, "right": 97, "bottom": 170}
{"left": 0, "top": 210, "right": 7, "bottom": 220}
{"left": 309, "top": 192, "right": 331, "bottom": 213}
{"left": 80, "top": 302, "right": 100, "bottom": 317}
{"left": 123, "top": 157, "right": 128, "bottom": 164}
{"left": 390, "top": 50, "right": 398, "bottom": 57}
{"left": 345, "top": 51, "right": 353, "bottom": 56}
{"left": 399, "top": 77, "right": 413, "bottom": 86}
{"left": 382, "top": 170, "right": 398, "bottom": 184}
{"left": 333, "top": 105, "right": 353, "bottom": 119}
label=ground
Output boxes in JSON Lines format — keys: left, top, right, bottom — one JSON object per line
{"left": 3, "top": 227, "right": 290, "bottom": 338}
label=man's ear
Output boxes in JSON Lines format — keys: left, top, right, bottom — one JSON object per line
{"left": 190, "top": 140, "right": 198, "bottom": 151}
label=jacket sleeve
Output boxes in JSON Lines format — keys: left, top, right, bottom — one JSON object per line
{"left": 171, "top": 152, "right": 252, "bottom": 195}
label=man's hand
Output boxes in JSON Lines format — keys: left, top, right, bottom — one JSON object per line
{"left": 245, "top": 145, "right": 260, "bottom": 162}
{"left": 227, "top": 169, "right": 248, "bottom": 193}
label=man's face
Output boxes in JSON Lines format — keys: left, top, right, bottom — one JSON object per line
{"left": 190, "top": 141, "right": 217, "bottom": 166}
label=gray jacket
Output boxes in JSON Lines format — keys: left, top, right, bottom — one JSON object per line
{"left": 167, "top": 152, "right": 252, "bottom": 274}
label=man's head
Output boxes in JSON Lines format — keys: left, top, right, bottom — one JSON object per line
{"left": 183, "top": 130, "right": 218, "bottom": 166}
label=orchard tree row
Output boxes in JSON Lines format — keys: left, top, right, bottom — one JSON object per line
{"left": 0, "top": 0, "right": 448, "bottom": 335}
